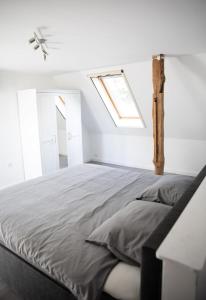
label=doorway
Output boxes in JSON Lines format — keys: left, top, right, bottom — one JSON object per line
{"left": 55, "top": 96, "right": 68, "bottom": 168}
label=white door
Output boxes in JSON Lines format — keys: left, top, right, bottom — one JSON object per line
{"left": 37, "top": 93, "right": 59, "bottom": 175}
{"left": 64, "top": 92, "right": 83, "bottom": 167}
{"left": 18, "top": 89, "right": 43, "bottom": 180}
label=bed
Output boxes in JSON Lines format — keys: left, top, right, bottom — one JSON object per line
{"left": 0, "top": 163, "right": 204, "bottom": 300}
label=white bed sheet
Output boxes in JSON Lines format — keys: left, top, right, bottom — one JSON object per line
{"left": 104, "top": 262, "right": 140, "bottom": 300}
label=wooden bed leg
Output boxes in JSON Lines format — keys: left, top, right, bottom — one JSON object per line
{"left": 152, "top": 54, "right": 165, "bottom": 175}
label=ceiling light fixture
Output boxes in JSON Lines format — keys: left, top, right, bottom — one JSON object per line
{"left": 29, "top": 37, "right": 35, "bottom": 44}
{"left": 34, "top": 44, "right": 40, "bottom": 50}
{"left": 28, "top": 32, "right": 48, "bottom": 61}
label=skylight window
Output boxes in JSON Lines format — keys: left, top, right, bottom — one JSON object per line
{"left": 90, "top": 70, "right": 144, "bottom": 128}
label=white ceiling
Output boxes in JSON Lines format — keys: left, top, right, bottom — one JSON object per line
{"left": 1, "top": 0, "right": 206, "bottom": 74}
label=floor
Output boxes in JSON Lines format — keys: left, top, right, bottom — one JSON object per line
{"left": 90, "top": 161, "right": 170, "bottom": 174}
{"left": 0, "top": 279, "right": 21, "bottom": 300}
{"left": 89, "top": 160, "right": 153, "bottom": 173}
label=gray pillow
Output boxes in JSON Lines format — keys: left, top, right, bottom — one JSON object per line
{"left": 137, "top": 174, "right": 194, "bottom": 206}
{"left": 86, "top": 201, "right": 171, "bottom": 265}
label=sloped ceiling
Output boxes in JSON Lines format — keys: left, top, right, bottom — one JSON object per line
{"left": 54, "top": 54, "right": 206, "bottom": 140}
{"left": 1, "top": 0, "right": 206, "bottom": 74}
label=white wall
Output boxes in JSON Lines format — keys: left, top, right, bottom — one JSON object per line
{"left": 82, "top": 124, "right": 92, "bottom": 163}
{"left": 0, "top": 71, "right": 56, "bottom": 188}
{"left": 91, "top": 134, "right": 206, "bottom": 175}
{"left": 54, "top": 54, "right": 206, "bottom": 175}
{"left": 1, "top": 54, "right": 205, "bottom": 188}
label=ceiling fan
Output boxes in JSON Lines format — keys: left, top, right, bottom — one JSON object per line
{"left": 29, "top": 32, "right": 48, "bottom": 61}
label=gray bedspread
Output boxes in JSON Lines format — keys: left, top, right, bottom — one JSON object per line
{"left": 0, "top": 164, "right": 159, "bottom": 300}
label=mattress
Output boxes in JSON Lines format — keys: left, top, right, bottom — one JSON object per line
{"left": 0, "top": 164, "right": 158, "bottom": 300}
{"left": 104, "top": 262, "right": 140, "bottom": 300}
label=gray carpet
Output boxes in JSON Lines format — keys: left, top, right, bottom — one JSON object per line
{"left": 0, "top": 280, "right": 21, "bottom": 300}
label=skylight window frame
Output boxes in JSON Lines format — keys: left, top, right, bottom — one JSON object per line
{"left": 89, "top": 70, "right": 145, "bottom": 128}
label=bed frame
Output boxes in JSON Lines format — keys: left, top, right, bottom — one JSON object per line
{"left": 0, "top": 165, "right": 205, "bottom": 300}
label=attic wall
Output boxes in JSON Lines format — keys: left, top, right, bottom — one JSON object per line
{"left": 0, "top": 71, "right": 57, "bottom": 188}
{"left": 91, "top": 134, "right": 206, "bottom": 175}
{"left": 54, "top": 54, "right": 206, "bottom": 175}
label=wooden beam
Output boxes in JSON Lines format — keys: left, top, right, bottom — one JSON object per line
{"left": 152, "top": 54, "right": 165, "bottom": 175}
